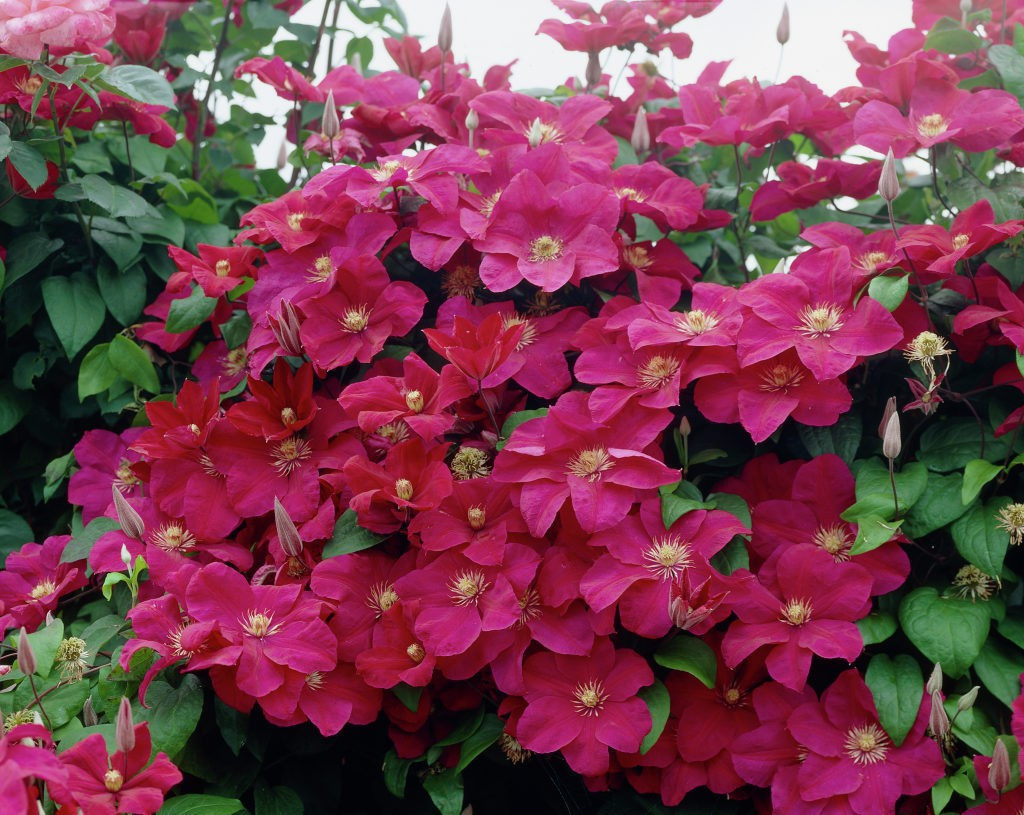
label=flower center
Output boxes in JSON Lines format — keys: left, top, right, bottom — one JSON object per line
{"left": 16, "top": 76, "right": 42, "bottom": 95}
{"left": 616, "top": 186, "right": 648, "bottom": 203}
{"left": 501, "top": 314, "right": 538, "bottom": 349}
{"left": 997, "top": 502, "right": 1024, "bottom": 546}
{"left": 798, "top": 303, "right": 845, "bottom": 339}
{"left": 572, "top": 679, "right": 608, "bottom": 716}
{"left": 443, "top": 264, "right": 481, "bottom": 298}
{"left": 240, "top": 610, "right": 281, "bottom": 639}
{"left": 272, "top": 436, "right": 312, "bottom": 475}
{"left": 366, "top": 582, "right": 398, "bottom": 616}
{"left": 719, "top": 684, "right": 748, "bottom": 708}
{"left": 406, "top": 643, "right": 426, "bottom": 663}
{"left": 467, "top": 506, "right": 487, "bottom": 530}
{"left": 199, "top": 453, "right": 223, "bottom": 478}
{"left": 377, "top": 421, "right": 411, "bottom": 444}
{"left": 953, "top": 564, "right": 997, "bottom": 601}
{"left": 951, "top": 232, "right": 970, "bottom": 250}
{"left": 856, "top": 251, "right": 889, "bottom": 274}
{"left": 308, "top": 255, "right": 333, "bottom": 282}
{"left": 214, "top": 259, "right": 231, "bottom": 277}
{"left": 844, "top": 723, "right": 890, "bottom": 765}
{"left": 528, "top": 235, "right": 565, "bottom": 263}
{"left": 30, "top": 578, "right": 56, "bottom": 600}
{"left": 287, "top": 212, "right": 305, "bottom": 231}
{"left": 305, "top": 671, "right": 325, "bottom": 690}
{"left": 758, "top": 363, "right": 805, "bottom": 393}
{"left": 371, "top": 159, "right": 402, "bottom": 182}
{"left": 339, "top": 305, "right": 371, "bottom": 333}
{"left": 518, "top": 587, "right": 542, "bottom": 625}
{"left": 449, "top": 570, "right": 490, "bottom": 606}
{"left": 280, "top": 407, "right": 297, "bottom": 425}
{"left": 566, "top": 447, "right": 615, "bottom": 482}
{"left": 480, "top": 192, "right": 501, "bottom": 218}
{"left": 150, "top": 522, "right": 197, "bottom": 552}
{"left": 451, "top": 447, "right": 490, "bottom": 479}
{"left": 404, "top": 390, "right": 424, "bottom": 412}
{"left": 394, "top": 478, "right": 414, "bottom": 501}
{"left": 643, "top": 535, "right": 692, "bottom": 580}
{"left": 622, "top": 245, "right": 652, "bottom": 270}
{"left": 104, "top": 769, "right": 124, "bottom": 793}
{"left": 676, "top": 309, "right": 719, "bottom": 337}
{"left": 813, "top": 524, "right": 852, "bottom": 561}
{"left": 780, "top": 598, "right": 813, "bottom": 625}
{"left": 222, "top": 347, "right": 247, "bottom": 377}
{"left": 636, "top": 355, "right": 680, "bottom": 389}
{"left": 115, "top": 460, "right": 140, "bottom": 490}
{"left": 916, "top": 113, "right": 949, "bottom": 140}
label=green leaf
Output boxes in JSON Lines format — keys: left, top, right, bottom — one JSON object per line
{"left": 109, "top": 334, "right": 159, "bottom": 393}
{"left": 422, "top": 769, "right": 463, "bottom": 815}
{"left": 931, "top": 777, "right": 954, "bottom": 815}
{"left": 704, "top": 492, "right": 751, "bottom": 527}
{"left": 158, "top": 795, "right": 246, "bottom": 815}
{"left": 220, "top": 310, "right": 252, "bottom": 350}
{"left": 899, "top": 587, "right": 991, "bottom": 677}
{"left": 41, "top": 275, "right": 106, "bottom": 359}
{"left": 868, "top": 274, "right": 910, "bottom": 311}
{"left": 214, "top": 698, "right": 248, "bottom": 756}
{"left": 857, "top": 611, "right": 898, "bottom": 645}
{"left": 2, "top": 233, "right": 63, "bottom": 290}
{"left": 990, "top": 43, "right": 1024, "bottom": 100}
{"left": 844, "top": 458, "right": 928, "bottom": 520}
{"left": 660, "top": 480, "right": 710, "bottom": 528}
{"left": 71, "top": 140, "right": 112, "bottom": 175}
{"left": 998, "top": 613, "right": 1024, "bottom": 650}
{"left": 141, "top": 675, "right": 204, "bottom": 758}
{"left": 639, "top": 679, "right": 670, "bottom": 754}
{"left": 15, "top": 617, "right": 64, "bottom": 677}
{"left": 92, "top": 228, "right": 143, "bottom": 270}
{"left": 435, "top": 707, "right": 485, "bottom": 748}
{"left": 97, "top": 262, "right": 147, "bottom": 325}
{"left": 78, "top": 343, "right": 118, "bottom": 400}
{"left": 951, "top": 497, "right": 1012, "bottom": 577}
{"left": 383, "top": 749, "right": 412, "bottom": 798}
{"left": 0, "top": 121, "right": 10, "bottom": 162}
{"left": 849, "top": 514, "right": 903, "bottom": 555}
{"left": 165, "top": 286, "right": 217, "bottom": 334}
{"left": 0, "top": 509, "right": 32, "bottom": 556}
{"left": 796, "top": 412, "right": 862, "bottom": 465}
{"left": 496, "top": 408, "right": 548, "bottom": 451}
{"left": 80, "top": 615, "right": 125, "bottom": 657}
{"left": 8, "top": 141, "right": 48, "bottom": 190}
{"left": 924, "top": 17, "right": 983, "bottom": 53}
{"left": 454, "top": 714, "right": 505, "bottom": 774}
{"left": 101, "top": 64, "right": 175, "bottom": 107}
{"left": 60, "top": 516, "right": 119, "bottom": 564}
{"left": 254, "top": 785, "right": 303, "bottom": 815}
{"left": 322, "top": 509, "right": 386, "bottom": 558}
{"left": 14, "top": 675, "right": 88, "bottom": 727}
{"left": 0, "top": 382, "right": 28, "bottom": 434}
{"left": 392, "top": 682, "right": 422, "bottom": 713}
{"left": 653, "top": 635, "right": 716, "bottom": 688}
{"left": 902, "top": 472, "right": 970, "bottom": 538}
{"left": 962, "top": 459, "right": 1003, "bottom": 505}
{"left": 160, "top": 178, "right": 220, "bottom": 224}
{"left": 80, "top": 175, "right": 154, "bottom": 218}
{"left": 916, "top": 419, "right": 1011, "bottom": 473}
{"left": 973, "top": 636, "right": 1024, "bottom": 708}
{"left": 865, "top": 654, "right": 924, "bottom": 746}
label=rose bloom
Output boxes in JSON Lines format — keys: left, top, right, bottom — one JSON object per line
{"left": 0, "top": 0, "right": 115, "bottom": 59}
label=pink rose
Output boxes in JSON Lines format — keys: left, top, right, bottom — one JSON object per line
{"left": 0, "top": 0, "right": 115, "bottom": 60}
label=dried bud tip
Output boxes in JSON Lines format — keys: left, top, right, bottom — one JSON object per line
{"left": 438, "top": 3, "right": 453, "bottom": 53}
{"left": 82, "top": 698, "right": 98, "bottom": 727}
{"left": 17, "top": 628, "right": 36, "bottom": 676}
{"left": 116, "top": 696, "right": 135, "bottom": 753}
{"left": 956, "top": 685, "right": 980, "bottom": 713}
{"left": 989, "top": 738, "right": 1011, "bottom": 792}
{"left": 112, "top": 484, "right": 145, "bottom": 541}
{"left": 879, "top": 147, "right": 900, "bottom": 202}
{"left": 882, "top": 410, "right": 901, "bottom": 461}
{"left": 586, "top": 50, "right": 602, "bottom": 89}
{"left": 925, "top": 662, "right": 943, "bottom": 695}
{"left": 776, "top": 3, "right": 790, "bottom": 45}
{"left": 274, "top": 497, "right": 303, "bottom": 558}
{"left": 631, "top": 108, "right": 650, "bottom": 154}
{"left": 321, "top": 90, "right": 340, "bottom": 140}
{"left": 928, "top": 689, "right": 949, "bottom": 738}
{"left": 276, "top": 139, "right": 289, "bottom": 171}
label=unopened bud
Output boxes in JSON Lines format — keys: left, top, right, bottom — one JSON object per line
{"left": 631, "top": 108, "right": 650, "bottom": 154}
{"left": 394, "top": 478, "right": 414, "bottom": 501}
{"left": 115, "top": 696, "right": 135, "bottom": 753}
{"left": 82, "top": 697, "right": 98, "bottom": 727}
{"left": 928, "top": 689, "right": 949, "bottom": 738}
{"left": 120, "top": 544, "right": 133, "bottom": 571}
{"left": 878, "top": 396, "right": 897, "bottom": 440}
{"left": 960, "top": 0, "right": 972, "bottom": 13}
{"left": 527, "top": 117, "right": 544, "bottom": 149}
{"left": 586, "top": 50, "right": 602, "bottom": 89}
{"left": 882, "top": 410, "right": 901, "bottom": 460}
{"left": 989, "top": 738, "right": 1011, "bottom": 792}
{"left": 17, "top": 628, "right": 35, "bottom": 676}
{"left": 879, "top": 147, "right": 900, "bottom": 202}
{"left": 678, "top": 415, "right": 692, "bottom": 438}
{"left": 0, "top": 664, "right": 10, "bottom": 677}
{"left": 467, "top": 506, "right": 486, "bottom": 530}
{"left": 465, "top": 108, "right": 479, "bottom": 133}
{"left": 271, "top": 301, "right": 304, "bottom": 356}
{"left": 276, "top": 139, "right": 289, "bottom": 171}
{"left": 776, "top": 3, "right": 790, "bottom": 45}
{"left": 925, "top": 662, "right": 943, "bottom": 695}
{"left": 957, "top": 685, "right": 980, "bottom": 713}
{"left": 112, "top": 485, "right": 145, "bottom": 541}
{"left": 274, "top": 497, "right": 303, "bottom": 558}
{"left": 405, "top": 390, "right": 424, "bottom": 412}
{"left": 321, "top": 89, "right": 340, "bottom": 139}
{"left": 438, "top": 3, "right": 453, "bottom": 54}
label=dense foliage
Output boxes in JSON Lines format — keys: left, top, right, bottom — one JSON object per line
{"left": 2, "top": 0, "right": 1024, "bottom": 813}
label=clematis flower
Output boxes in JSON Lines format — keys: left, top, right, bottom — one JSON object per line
{"left": 423, "top": 313, "right": 524, "bottom": 386}
{"left": 0, "top": 723, "right": 74, "bottom": 813}
{"left": 0, "top": 536, "right": 86, "bottom": 631}
{"left": 514, "top": 637, "right": 653, "bottom": 777}
{"left": 786, "top": 670, "right": 944, "bottom": 814}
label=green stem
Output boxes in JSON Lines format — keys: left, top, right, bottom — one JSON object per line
{"left": 192, "top": 0, "right": 233, "bottom": 180}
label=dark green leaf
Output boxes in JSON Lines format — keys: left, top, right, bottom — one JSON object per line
{"left": 392, "top": 682, "right": 422, "bottom": 713}
{"left": 141, "top": 675, "right": 204, "bottom": 758}
{"left": 101, "top": 64, "right": 175, "bottom": 107}
{"left": 899, "top": 587, "right": 991, "bottom": 677}
{"left": 80, "top": 615, "right": 125, "bottom": 657}
{"left": 924, "top": 17, "right": 983, "bottom": 53}
{"left": 951, "top": 498, "right": 1012, "bottom": 577}
{"left": 973, "top": 637, "right": 1024, "bottom": 708}
{"left": 15, "top": 618, "right": 63, "bottom": 677}
{"left": 962, "top": 459, "right": 1003, "bottom": 505}
{"left": 849, "top": 514, "right": 903, "bottom": 556}
{"left": 322, "top": 509, "right": 386, "bottom": 558}
{"left": 383, "top": 749, "right": 412, "bottom": 798}
{"left": 71, "top": 140, "right": 112, "bottom": 175}
{"left": 97, "top": 262, "right": 147, "bottom": 325}
{"left": 3, "top": 233, "right": 63, "bottom": 289}
{"left": 61, "top": 516, "right": 119, "bottom": 564}
{"left": 215, "top": 698, "right": 249, "bottom": 756}
{"left": 497, "top": 408, "right": 548, "bottom": 451}
{"left": 710, "top": 537, "right": 749, "bottom": 574}
{"left": 0, "top": 509, "right": 32, "bottom": 556}
{"left": 796, "top": 412, "right": 862, "bottom": 465}
{"left": 165, "top": 286, "right": 217, "bottom": 334}
{"left": 653, "top": 635, "right": 716, "bottom": 688}
{"left": 8, "top": 141, "right": 48, "bottom": 190}
{"left": 857, "top": 612, "right": 898, "bottom": 645}
{"left": 109, "top": 334, "right": 160, "bottom": 393}
{"left": 78, "top": 343, "right": 118, "bottom": 400}
{"left": 902, "top": 472, "right": 970, "bottom": 538}
{"left": 704, "top": 493, "right": 751, "bottom": 527}
{"left": 254, "top": 785, "right": 302, "bottom": 815}
{"left": 639, "top": 679, "right": 670, "bottom": 754}
{"left": 868, "top": 274, "right": 910, "bottom": 311}
{"left": 865, "top": 654, "right": 923, "bottom": 746}
{"left": 917, "top": 418, "right": 1011, "bottom": 473}
{"left": 93, "top": 229, "right": 143, "bottom": 270}
{"left": 844, "top": 458, "right": 928, "bottom": 520}
{"left": 80, "top": 175, "right": 154, "bottom": 218}
{"left": 660, "top": 480, "right": 710, "bottom": 528}
{"left": 42, "top": 275, "right": 106, "bottom": 359}
{"left": 158, "top": 795, "right": 246, "bottom": 815}
{"left": 422, "top": 769, "right": 463, "bottom": 815}
{"left": 990, "top": 43, "right": 1024, "bottom": 100}
{"left": 454, "top": 714, "right": 505, "bottom": 774}
{"left": 0, "top": 382, "right": 29, "bottom": 433}
{"left": 220, "top": 310, "right": 252, "bottom": 350}
{"left": 435, "top": 707, "right": 485, "bottom": 748}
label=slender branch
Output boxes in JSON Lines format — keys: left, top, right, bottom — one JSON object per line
{"left": 192, "top": 0, "right": 234, "bottom": 180}
{"left": 27, "top": 674, "right": 53, "bottom": 729}
{"left": 886, "top": 199, "right": 935, "bottom": 331}
{"left": 47, "top": 79, "right": 94, "bottom": 261}
{"left": 325, "top": 0, "right": 344, "bottom": 72}
{"left": 307, "top": 0, "right": 334, "bottom": 77}
{"left": 929, "top": 147, "right": 955, "bottom": 216}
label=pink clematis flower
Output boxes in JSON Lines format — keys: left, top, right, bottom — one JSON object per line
{"left": 0, "top": 0, "right": 114, "bottom": 60}
{"left": 0, "top": 723, "right": 74, "bottom": 813}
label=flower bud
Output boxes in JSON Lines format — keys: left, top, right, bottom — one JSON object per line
{"left": 120, "top": 543, "right": 133, "bottom": 570}
{"left": 405, "top": 390, "right": 424, "bottom": 412}
{"left": 438, "top": 3, "right": 453, "bottom": 53}
{"left": 527, "top": 117, "right": 544, "bottom": 149}
{"left": 989, "top": 738, "right": 1011, "bottom": 793}
{"left": 271, "top": 301, "right": 304, "bottom": 357}
{"left": 395, "top": 478, "right": 414, "bottom": 501}
{"left": 878, "top": 396, "right": 897, "bottom": 440}
{"left": 776, "top": 3, "right": 790, "bottom": 45}
{"left": 112, "top": 485, "right": 145, "bottom": 541}
{"left": 631, "top": 108, "right": 650, "bottom": 154}
{"left": 465, "top": 108, "right": 479, "bottom": 134}
{"left": 0, "top": 664, "right": 10, "bottom": 677}
{"left": 17, "top": 628, "right": 36, "bottom": 676}
{"left": 882, "top": 410, "right": 901, "bottom": 460}
{"left": 879, "top": 147, "right": 900, "bottom": 202}
{"left": 925, "top": 662, "right": 943, "bottom": 695}
{"left": 586, "top": 50, "right": 602, "bottom": 89}
{"left": 960, "top": 0, "right": 972, "bottom": 13}
{"left": 274, "top": 497, "right": 303, "bottom": 558}
{"left": 957, "top": 685, "right": 980, "bottom": 713}
{"left": 82, "top": 698, "right": 98, "bottom": 727}
{"left": 678, "top": 415, "right": 692, "bottom": 438}
{"left": 115, "top": 696, "right": 135, "bottom": 753}
{"left": 321, "top": 89, "right": 340, "bottom": 140}
{"left": 928, "top": 689, "right": 949, "bottom": 738}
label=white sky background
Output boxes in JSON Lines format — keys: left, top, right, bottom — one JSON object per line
{"left": 250, "top": 0, "right": 915, "bottom": 166}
